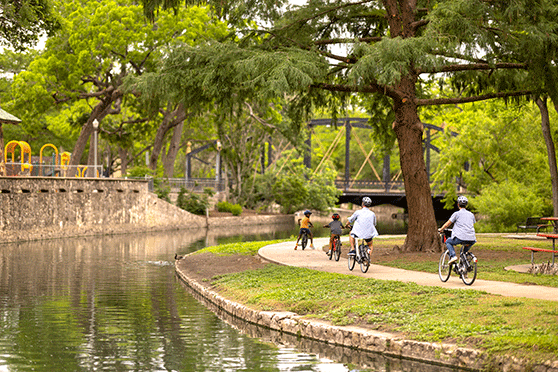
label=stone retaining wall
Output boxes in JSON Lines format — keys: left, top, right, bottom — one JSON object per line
{"left": 175, "top": 256, "right": 558, "bottom": 372}
{"left": 0, "top": 177, "right": 292, "bottom": 244}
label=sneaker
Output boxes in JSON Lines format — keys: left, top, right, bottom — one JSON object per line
{"left": 326, "top": 250, "right": 331, "bottom": 256}
{"left": 448, "top": 256, "right": 458, "bottom": 264}
{"left": 348, "top": 250, "right": 356, "bottom": 255}
{"left": 310, "top": 244, "right": 315, "bottom": 249}
{"left": 294, "top": 245, "right": 298, "bottom": 250}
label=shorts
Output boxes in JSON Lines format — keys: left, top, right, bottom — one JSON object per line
{"left": 350, "top": 233, "right": 372, "bottom": 243}
{"left": 299, "top": 228, "right": 311, "bottom": 235}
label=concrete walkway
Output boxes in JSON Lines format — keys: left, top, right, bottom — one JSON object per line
{"left": 258, "top": 237, "right": 558, "bottom": 302}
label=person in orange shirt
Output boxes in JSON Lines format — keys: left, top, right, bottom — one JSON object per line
{"left": 295, "top": 210, "right": 314, "bottom": 250}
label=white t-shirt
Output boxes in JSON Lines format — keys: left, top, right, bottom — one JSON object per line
{"left": 450, "top": 208, "right": 476, "bottom": 241}
{"left": 348, "top": 207, "right": 379, "bottom": 239}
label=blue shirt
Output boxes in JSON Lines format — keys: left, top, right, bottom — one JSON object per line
{"left": 348, "top": 207, "right": 379, "bottom": 239}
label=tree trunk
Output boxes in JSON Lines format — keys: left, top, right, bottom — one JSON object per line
{"left": 0, "top": 124, "right": 5, "bottom": 176}
{"left": 163, "top": 120, "right": 184, "bottom": 177}
{"left": 70, "top": 91, "right": 122, "bottom": 169}
{"left": 392, "top": 79, "right": 442, "bottom": 252}
{"left": 150, "top": 104, "right": 186, "bottom": 171}
{"left": 118, "top": 146, "right": 130, "bottom": 176}
{"left": 537, "top": 97, "right": 558, "bottom": 217}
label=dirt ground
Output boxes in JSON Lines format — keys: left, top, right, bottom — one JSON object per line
{"left": 176, "top": 252, "right": 270, "bottom": 288}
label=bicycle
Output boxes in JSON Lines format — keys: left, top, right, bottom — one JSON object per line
{"left": 300, "top": 230, "right": 310, "bottom": 250}
{"left": 438, "top": 229, "right": 478, "bottom": 285}
{"left": 348, "top": 238, "right": 371, "bottom": 273}
{"left": 328, "top": 235, "right": 342, "bottom": 261}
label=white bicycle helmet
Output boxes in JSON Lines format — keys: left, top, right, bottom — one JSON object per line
{"left": 362, "top": 196, "right": 372, "bottom": 207}
{"left": 457, "top": 195, "right": 468, "bottom": 207}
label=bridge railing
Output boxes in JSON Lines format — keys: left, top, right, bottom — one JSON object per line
{"left": 335, "top": 179, "right": 405, "bottom": 193}
{"left": 152, "top": 178, "right": 226, "bottom": 193}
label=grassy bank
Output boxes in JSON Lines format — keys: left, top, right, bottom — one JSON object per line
{"left": 194, "top": 238, "right": 558, "bottom": 366}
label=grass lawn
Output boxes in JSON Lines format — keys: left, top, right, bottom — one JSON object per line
{"left": 370, "top": 234, "right": 558, "bottom": 287}
{"left": 193, "top": 237, "right": 558, "bottom": 367}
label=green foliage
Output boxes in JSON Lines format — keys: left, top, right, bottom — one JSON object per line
{"left": 271, "top": 157, "right": 340, "bottom": 214}
{"left": 216, "top": 201, "right": 242, "bottom": 216}
{"left": 429, "top": 99, "right": 552, "bottom": 229}
{"left": 0, "top": 0, "right": 59, "bottom": 51}
{"left": 473, "top": 181, "right": 551, "bottom": 232}
{"left": 176, "top": 187, "right": 208, "bottom": 215}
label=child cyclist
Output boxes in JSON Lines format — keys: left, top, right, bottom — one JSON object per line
{"left": 295, "top": 210, "right": 314, "bottom": 250}
{"left": 438, "top": 195, "right": 476, "bottom": 264}
{"left": 323, "top": 213, "right": 346, "bottom": 256}
{"left": 347, "top": 196, "right": 378, "bottom": 257}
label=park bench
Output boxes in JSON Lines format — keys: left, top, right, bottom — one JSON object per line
{"left": 523, "top": 232, "right": 558, "bottom": 265}
{"left": 516, "top": 217, "right": 551, "bottom": 233}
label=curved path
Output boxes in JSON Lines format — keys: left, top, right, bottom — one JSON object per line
{"left": 258, "top": 237, "right": 558, "bottom": 302}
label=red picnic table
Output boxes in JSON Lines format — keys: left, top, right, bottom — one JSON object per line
{"left": 523, "top": 217, "right": 558, "bottom": 264}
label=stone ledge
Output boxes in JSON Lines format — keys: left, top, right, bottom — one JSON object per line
{"left": 175, "top": 255, "right": 558, "bottom": 372}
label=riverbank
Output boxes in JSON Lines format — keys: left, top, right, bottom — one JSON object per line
{"left": 174, "top": 238, "right": 558, "bottom": 372}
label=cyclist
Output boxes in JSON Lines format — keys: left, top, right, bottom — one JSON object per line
{"left": 347, "top": 196, "right": 378, "bottom": 257}
{"left": 323, "top": 213, "right": 346, "bottom": 256}
{"left": 295, "top": 210, "right": 314, "bottom": 250}
{"left": 438, "top": 195, "right": 476, "bottom": 264}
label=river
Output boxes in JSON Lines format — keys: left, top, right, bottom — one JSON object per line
{"left": 0, "top": 224, "right": 464, "bottom": 371}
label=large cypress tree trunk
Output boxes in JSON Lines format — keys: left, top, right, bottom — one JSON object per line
{"left": 392, "top": 79, "right": 442, "bottom": 252}
{"left": 383, "top": 0, "right": 442, "bottom": 252}
{"left": 537, "top": 97, "right": 558, "bottom": 217}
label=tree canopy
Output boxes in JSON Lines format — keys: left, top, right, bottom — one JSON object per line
{"left": 134, "top": 0, "right": 551, "bottom": 250}
{"left": 0, "top": 0, "right": 59, "bottom": 50}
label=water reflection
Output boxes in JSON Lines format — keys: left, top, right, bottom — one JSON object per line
{"left": 0, "top": 226, "right": 454, "bottom": 372}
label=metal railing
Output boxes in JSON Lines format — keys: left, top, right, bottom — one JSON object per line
{"left": 147, "top": 177, "right": 226, "bottom": 193}
{"left": 2, "top": 162, "right": 104, "bottom": 178}
{"left": 335, "top": 179, "right": 406, "bottom": 193}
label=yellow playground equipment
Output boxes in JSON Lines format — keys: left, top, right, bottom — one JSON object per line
{"left": 5, "top": 140, "right": 32, "bottom": 173}
{"left": 39, "top": 144, "right": 59, "bottom": 176}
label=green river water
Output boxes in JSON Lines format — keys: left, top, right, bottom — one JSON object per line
{"left": 0, "top": 225, "right": 465, "bottom": 371}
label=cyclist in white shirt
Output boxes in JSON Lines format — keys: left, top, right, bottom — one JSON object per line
{"left": 347, "top": 196, "right": 379, "bottom": 257}
{"left": 438, "top": 196, "right": 476, "bottom": 264}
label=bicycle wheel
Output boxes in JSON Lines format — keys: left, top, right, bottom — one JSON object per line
{"left": 301, "top": 233, "right": 308, "bottom": 250}
{"left": 328, "top": 240, "right": 333, "bottom": 260}
{"left": 461, "top": 252, "right": 478, "bottom": 285}
{"left": 334, "top": 238, "right": 341, "bottom": 261}
{"left": 438, "top": 250, "right": 451, "bottom": 282}
{"left": 347, "top": 251, "right": 355, "bottom": 271}
{"left": 359, "top": 244, "right": 370, "bottom": 273}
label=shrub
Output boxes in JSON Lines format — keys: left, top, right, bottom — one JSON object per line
{"left": 217, "top": 201, "right": 243, "bottom": 216}
{"left": 176, "top": 187, "right": 209, "bottom": 215}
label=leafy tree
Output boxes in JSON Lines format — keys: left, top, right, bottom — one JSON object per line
{"left": 271, "top": 157, "right": 340, "bottom": 214}
{"left": 138, "top": 0, "right": 535, "bottom": 251}
{"left": 9, "top": 0, "right": 227, "bottom": 177}
{"left": 430, "top": 99, "right": 552, "bottom": 229}
{"left": 427, "top": 0, "right": 558, "bottom": 216}
{"left": 0, "top": 0, "right": 59, "bottom": 50}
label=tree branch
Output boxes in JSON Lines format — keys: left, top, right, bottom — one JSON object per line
{"left": 314, "top": 36, "right": 382, "bottom": 45}
{"left": 312, "top": 82, "right": 401, "bottom": 98}
{"left": 244, "top": 102, "right": 276, "bottom": 129}
{"left": 279, "top": 0, "right": 376, "bottom": 32}
{"left": 416, "top": 90, "right": 532, "bottom": 106}
{"left": 418, "top": 62, "right": 527, "bottom": 74}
